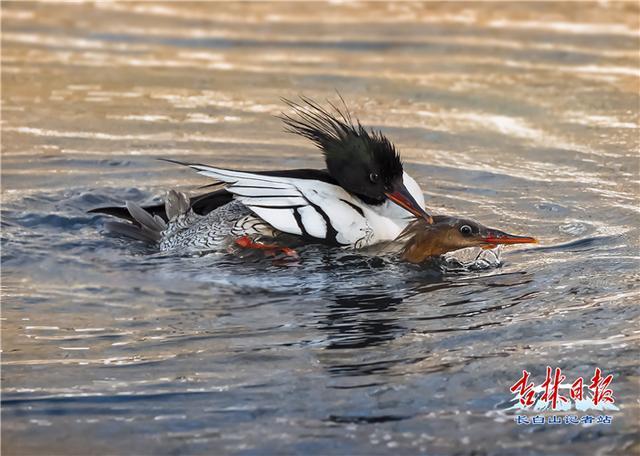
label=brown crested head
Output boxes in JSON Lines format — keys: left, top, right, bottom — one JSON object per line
{"left": 398, "top": 215, "right": 537, "bottom": 264}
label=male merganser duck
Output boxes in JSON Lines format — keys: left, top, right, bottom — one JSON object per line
{"left": 92, "top": 98, "right": 432, "bottom": 252}
{"left": 396, "top": 216, "right": 537, "bottom": 263}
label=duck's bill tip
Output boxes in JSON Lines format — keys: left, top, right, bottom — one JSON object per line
{"left": 483, "top": 234, "right": 538, "bottom": 245}
{"left": 384, "top": 188, "right": 433, "bottom": 224}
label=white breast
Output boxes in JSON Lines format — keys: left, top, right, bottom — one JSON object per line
{"left": 361, "top": 172, "right": 426, "bottom": 242}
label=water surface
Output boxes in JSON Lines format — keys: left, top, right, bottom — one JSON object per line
{"left": 2, "top": 2, "right": 639, "bottom": 455}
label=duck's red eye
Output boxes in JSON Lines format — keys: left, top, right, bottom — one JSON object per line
{"left": 369, "top": 172, "right": 379, "bottom": 183}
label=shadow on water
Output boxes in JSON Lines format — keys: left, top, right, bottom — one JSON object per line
{"left": 312, "top": 268, "right": 487, "bottom": 350}
{"left": 318, "top": 292, "right": 406, "bottom": 350}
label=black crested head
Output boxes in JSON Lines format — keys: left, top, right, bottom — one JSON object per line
{"left": 279, "top": 96, "right": 403, "bottom": 204}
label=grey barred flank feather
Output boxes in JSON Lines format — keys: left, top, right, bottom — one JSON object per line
{"left": 158, "top": 200, "right": 278, "bottom": 252}
{"left": 99, "top": 190, "right": 279, "bottom": 252}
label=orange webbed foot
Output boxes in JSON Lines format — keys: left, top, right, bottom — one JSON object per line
{"left": 234, "top": 236, "right": 298, "bottom": 258}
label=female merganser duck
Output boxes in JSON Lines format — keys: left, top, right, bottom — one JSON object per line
{"left": 396, "top": 217, "right": 537, "bottom": 263}
{"left": 92, "top": 98, "right": 433, "bottom": 252}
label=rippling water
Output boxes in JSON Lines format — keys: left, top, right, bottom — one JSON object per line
{"left": 2, "top": 2, "right": 639, "bottom": 455}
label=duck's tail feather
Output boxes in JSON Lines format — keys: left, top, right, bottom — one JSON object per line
{"left": 89, "top": 202, "right": 167, "bottom": 224}
{"left": 91, "top": 187, "right": 236, "bottom": 243}
{"left": 104, "top": 220, "right": 160, "bottom": 243}
{"left": 89, "top": 188, "right": 233, "bottom": 223}
{"left": 102, "top": 200, "right": 169, "bottom": 243}
{"left": 126, "top": 201, "right": 167, "bottom": 232}
{"left": 93, "top": 190, "right": 196, "bottom": 243}
{"left": 165, "top": 190, "right": 190, "bottom": 221}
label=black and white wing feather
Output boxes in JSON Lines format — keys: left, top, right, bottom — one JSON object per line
{"left": 171, "top": 162, "right": 372, "bottom": 246}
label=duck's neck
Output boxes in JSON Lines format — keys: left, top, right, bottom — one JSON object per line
{"left": 401, "top": 235, "right": 449, "bottom": 263}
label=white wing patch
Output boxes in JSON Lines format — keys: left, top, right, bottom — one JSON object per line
{"left": 248, "top": 207, "right": 303, "bottom": 236}
{"left": 190, "top": 165, "right": 289, "bottom": 187}
{"left": 238, "top": 196, "right": 308, "bottom": 208}
{"left": 228, "top": 186, "right": 298, "bottom": 197}
{"left": 296, "top": 206, "right": 326, "bottom": 239}
{"left": 183, "top": 163, "right": 372, "bottom": 245}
